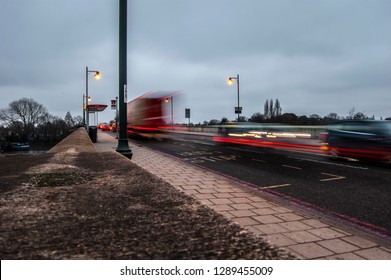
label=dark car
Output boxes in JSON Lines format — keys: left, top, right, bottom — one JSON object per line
{"left": 321, "top": 120, "right": 391, "bottom": 162}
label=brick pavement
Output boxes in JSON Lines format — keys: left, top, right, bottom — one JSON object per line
{"left": 94, "top": 131, "right": 391, "bottom": 260}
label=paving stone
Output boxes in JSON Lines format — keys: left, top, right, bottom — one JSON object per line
{"left": 229, "top": 209, "right": 256, "bottom": 218}
{"left": 302, "top": 219, "right": 330, "bottom": 228}
{"left": 199, "top": 200, "right": 214, "bottom": 206}
{"left": 251, "top": 208, "right": 278, "bottom": 215}
{"left": 186, "top": 178, "right": 204, "bottom": 182}
{"left": 270, "top": 206, "right": 293, "bottom": 213}
{"left": 169, "top": 180, "right": 188, "bottom": 186}
{"left": 326, "top": 253, "right": 365, "bottom": 260}
{"left": 192, "top": 193, "right": 216, "bottom": 200}
{"left": 197, "top": 183, "right": 219, "bottom": 189}
{"left": 209, "top": 198, "right": 233, "bottom": 205}
{"left": 253, "top": 215, "right": 284, "bottom": 224}
{"left": 216, "top": 184, "right": 237, "bottom": 190}
{"left": 308, "top": 227, "right": 347, "bottom": 239}
{"left": 219, "top": 211, "right": 235, "bottom": 219}
{"left": 288, "top": 243, "right": 333, "bottom": 259}
{"left": 197, "top": 188, "right": 217, "bottom": 194}
{"left": 246, "top": 226, "right": 267, "bottom": 237}
{"left": 180, "top": 185, "right": 200, "bottom": 190}
{"left": 249, "top": 202, "right": 276, "bottom": 209}
{"left": 181, "top": 189, "right": 199, "bottom": 195}
{"left": 283, "top": 231, "right": 322, "bottom": 243}
{"left": 230, "top": 197, "right": 253, "bottom": 204}
{"left": 341, "top": 236, "right": 377, "bottom": 249}
{"left": 231, "top": 192, "right": 253, "bottom": 197}
{"left": 275, "top": 213, "right": 304, "bottom": 222}
{"left": 266, "top": 234, "right": 297, "bottom": 247}
{"left": 317, "top": 239, "right": 360, "bottom": 254}
{"left": 213, "top": 193, "right": 236, "bottom": 198}
{"left": 231, "top": 203, "right": 255, "bottom": 210}
{"left": 279, "top": 221, "right": 313, "bottom": 231}
{"left": 248, "top": 196, "right": 267, "bottom": 202}
{"left": 355, "top": 247, "right": 391, "bottom": 260}
{"left": 232, "top": 217, "right": 260, "bottom": 226}
{"left": 282, "top": 248, "right": 304, "bottom": 259}
{"left": 253, "top": 224, "right": 289, "bottom": 234}
{"left": 210, "top": 204, "right": 235, "bottom": 211}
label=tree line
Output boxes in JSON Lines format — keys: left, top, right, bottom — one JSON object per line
{"left": 205, "top": 98, "right": 381, "bottom": 126}
{"left": 0, "top": 98, "right": 82, "bottom": 146}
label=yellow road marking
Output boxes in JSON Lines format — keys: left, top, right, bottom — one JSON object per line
{"left": 320, "top": 173, "right": 346, "bottom": 182}
{"left": 252, "top": 158, "right": 266, "bottom": 163}
{"left": 259, "top": 184, "right": 291, "bottom": 189}
{"left": 282, "top": 164, "right": 302, "bottom": 170}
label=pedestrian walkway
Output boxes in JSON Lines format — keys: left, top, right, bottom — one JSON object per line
{"left": 95, "top": 131, "right": 391, "bottom": 259}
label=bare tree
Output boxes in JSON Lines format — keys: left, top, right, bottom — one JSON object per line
{"left": 269, "top": 99, "right": 274, "bottom": 119}
{"left": 64, "top": 111, "right": 75, "bottom": 127}
{"left": 346, "top": 108, "right": 369, "bottom": 120}
{"left": 264, "top": 99, "right": 269, "bottom": 119}
{"left": 325, "top": 112, "right": 340, "bottom": 120}
{"left": 250, "top": 112, "right": 265, "bottom": 123}
{"left": 220, "top": 117, "right": 228, "bottom": 124}
{"left": 275, "top": 98, "right": 282, "bottom": 117}
{"left": 73, "top": 115, "right": 83, "bottom": 126}
{"left": 0, "top": 98, "right": 49, "bottom": 141}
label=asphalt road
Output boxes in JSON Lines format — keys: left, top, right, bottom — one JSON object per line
{"left": 130, "top": 132, "right": 391, "bottom": 241}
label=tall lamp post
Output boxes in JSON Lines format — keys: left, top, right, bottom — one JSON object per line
{"left": 82, "top": 94, "right": 91, "bottom": 126}
{"left": 85, "top": 66, "right": 101, "bottom": 132}
{"left": 116, "top": 0, "right": 133, "bottom": 159}
{"left": 227, "top": 74, "right": 241, "bottom": 121}
{"left": 165, "top": 97, "right": 174, "bottom": 125}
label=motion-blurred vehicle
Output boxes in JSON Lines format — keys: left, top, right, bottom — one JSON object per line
{"left": 321, "top": 120, "right": 391, "bottom": 162}
{"left": 127, "top": 91, "right": 181, "bottom": 139}
{"left": 127, "top": 98, "right": 165, "bottom": 138}
{"left": 213, "top": 122, "right": 321, "bottom": 154}
{"left": 100, "top": 122, "right": 112, "bottom": 131}
{"left": 110, "top": 120, "right": 117, "bottom": 132}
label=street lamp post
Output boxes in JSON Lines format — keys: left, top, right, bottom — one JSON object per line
{"left": 227, "top": 74, "right": 241, "bottom": 121}
{"left": 83, "top": 94, "right": 85, "bottom": 125}
{"left": 85, "top": 66, "right": 101, "bottom": 132}
{"left": 82, "top": 94, "right": 92, "bottom": 126}
{"left": 115, "top": 0, "right": 133, "bottom": 159}
{"left": 165, "top": 97, "right": 174, "bottom": 125}
{"left": 171, "top": 96, "right": 174, "bottom": 125}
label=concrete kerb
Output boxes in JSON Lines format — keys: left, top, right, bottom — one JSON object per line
{"left": 48, "top": 127, "right": 96, "bottom": 154}
{"left": 94, "top": 131, "right": 391, "bottom": 260}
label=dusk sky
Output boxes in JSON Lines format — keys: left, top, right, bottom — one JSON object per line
{"left": 1, "top": 0, "right": 391, "bottom": 124}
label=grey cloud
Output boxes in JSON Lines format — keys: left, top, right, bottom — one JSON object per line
{"left": 1, "top": 0, "right": 391, "bottom": 123}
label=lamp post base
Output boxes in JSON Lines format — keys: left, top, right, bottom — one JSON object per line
{"left": 116, "top": 139, "right": 133, "bottom": 159}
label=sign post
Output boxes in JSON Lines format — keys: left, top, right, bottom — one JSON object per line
{"left": 185, "top": 108, "right": 191, "bottom": 126}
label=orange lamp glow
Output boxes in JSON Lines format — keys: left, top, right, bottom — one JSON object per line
{"left": 94, "top": 71, "right": 101, "bottom": 80}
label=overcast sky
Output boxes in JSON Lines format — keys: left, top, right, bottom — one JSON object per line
{"left": 1, "top": 0, "right": 391, "bottom": 124}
